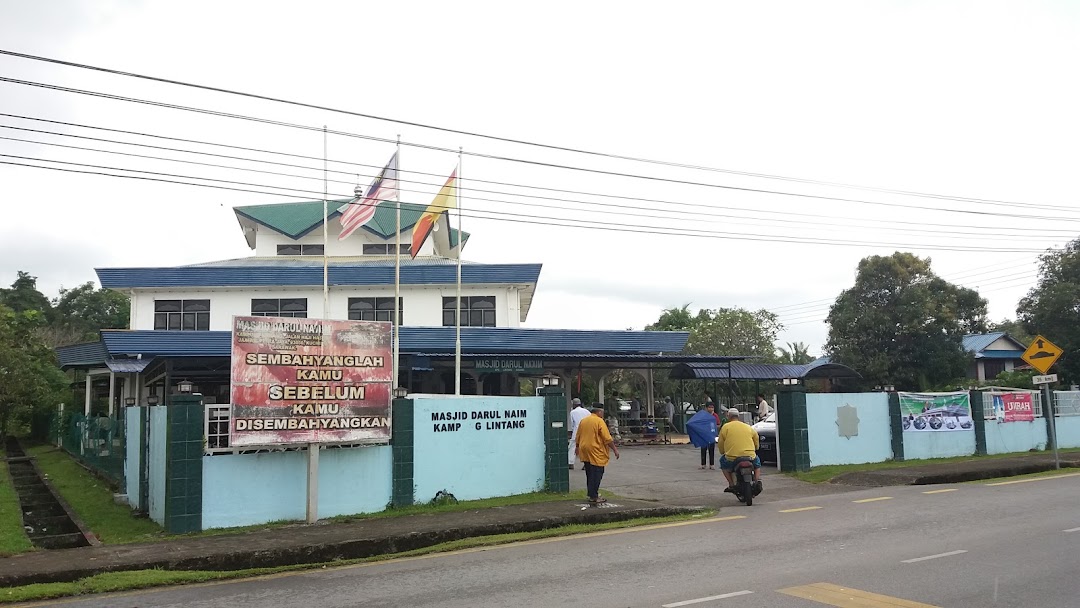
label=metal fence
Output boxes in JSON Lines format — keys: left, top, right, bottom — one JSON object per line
{"left": 57, "top": 412, "right": 126, "bottom": 487}
{"left": 1053, "top": 391, "right": 1080, "bottom": 416}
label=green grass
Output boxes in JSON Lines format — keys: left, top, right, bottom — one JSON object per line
{"left": 21, "top": 444, "right": 615, "bottom": 542}
{"left": 0, "top": 510, "right": 712, "bottom": 604}
{"left": 787, "top": 447, "right": 1080, "bottom": 484}
{"left": 0, "top": 457, "right": 35, "bottom": 556}
{"left": 26, "top": 445, "right": 165, "bottom": 544}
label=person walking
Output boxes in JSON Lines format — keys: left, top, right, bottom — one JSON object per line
{"left": 702, "top": 403, "right": 720, "bottom": 469}
{"left": 567, "top": 398, "right": 591, "bottom": 470}
{"left": 663, "top": 397, "right": 676, "bottom": 432}
{"left": 576, "top": 407, "right": 619, "bottom": 505}
{"left": 685, "top": 404, "right": 719, "bottom": 470}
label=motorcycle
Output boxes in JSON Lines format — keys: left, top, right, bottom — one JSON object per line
{"left": 729, "top": 456, "right": 762, "bottom": 506}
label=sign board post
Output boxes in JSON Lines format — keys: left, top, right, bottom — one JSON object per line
{"left": 1024, "top": 334, "right": 1062, "bottom": 470}
{"left": 229, "top": 316, "right": 393, "bottom": 523}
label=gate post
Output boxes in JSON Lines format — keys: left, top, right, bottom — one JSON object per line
{"left": 970, "top": 390, "right": 987, "bottom": 455}
{"left": 888, "top": 391, "right": 905, "bottom": 462}
{"left": 541, "top": 387, "right": 569, "bottom": 492}
{"left": 390, "top": 397, "right": 415, "bottom": 508}
{"left": 777, "top": 382, "right": 810, "bottom": 472}
{"left": 164, "top": 393, "right": 203, "bottom": 534}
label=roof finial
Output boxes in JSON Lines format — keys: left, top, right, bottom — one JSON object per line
{"left": 354, "top": 175, "right": 363, "bottom": 198}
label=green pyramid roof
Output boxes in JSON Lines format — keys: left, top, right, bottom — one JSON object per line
{"left": 234, "top": 199, "right": 469, "bottom": 244}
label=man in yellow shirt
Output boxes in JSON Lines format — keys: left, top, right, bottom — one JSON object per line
{"left": 576, "top": 407, "right": 620, "bottom": 505}
{"left": 718, "top": 408, "right": 761, "bottom": 492}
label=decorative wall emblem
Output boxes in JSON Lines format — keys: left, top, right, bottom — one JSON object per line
{"left": 836, "top": 404, "right": 860, "bottom": 439}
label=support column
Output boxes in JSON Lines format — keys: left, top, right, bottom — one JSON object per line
{"left": 888, "top": 391, "right": 905, "bottom": 462}
{"left": 777, "top": 383, "right": 810, "bottom": 472}
{"left": 970, "top": 389, "right": 987, "bottom": 456}
{"left": 390, "top": 398, "right": 415, "bottom": 507}
{"left": 541, "top": 386, "right": 569, "bottom": 492}
{"left": 84, "top": 372, "right": 92, "bottom": 416}
{"left": 108, "top": 372, "right": 116, "bottom": 416}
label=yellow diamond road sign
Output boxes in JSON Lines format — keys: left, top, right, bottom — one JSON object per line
{"left": 1022, "top": 334, "right": 1063, "bottom": 375}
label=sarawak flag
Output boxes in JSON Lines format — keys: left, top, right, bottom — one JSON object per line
{"left": 410, "top": 168, "right": 457, "bottom": 258}
{"left": 338, "top": 151, "right": 399, "bottom": 240}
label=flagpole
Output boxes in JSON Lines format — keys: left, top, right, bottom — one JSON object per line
{"left": 322, "top": 125, "right": 329, "bottom": 319}
{"left": 394, "top": 136, "right": 401, "bottom": 394}
{"left": 455, "top": 147, "right": 463, "bottom": 396}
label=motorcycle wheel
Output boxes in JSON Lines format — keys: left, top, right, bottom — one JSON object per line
{"left": 741, "top": 480, "right": 753, "bottom": 506}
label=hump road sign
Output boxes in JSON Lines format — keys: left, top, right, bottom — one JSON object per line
{"left": 1022, "top": 335, "right": 1063, "bottom": 375}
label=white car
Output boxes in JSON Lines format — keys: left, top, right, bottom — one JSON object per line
{"left": 752, "top": 412, "right": 777, "bottom": 464}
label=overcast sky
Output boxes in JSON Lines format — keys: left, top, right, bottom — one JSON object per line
{"left": 1, "top": 1, "right": 1078, "bottom": 355}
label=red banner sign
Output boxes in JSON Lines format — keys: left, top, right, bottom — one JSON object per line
{"left": 229, "top": 316, "right": 393, "bottom": 447}
{"left": 1002, "top": 392, "right": 1034, "bottom": 423}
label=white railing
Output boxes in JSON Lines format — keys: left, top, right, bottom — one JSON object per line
{"left": 1053, "top": 391, "right": 1080, "bottom": 417}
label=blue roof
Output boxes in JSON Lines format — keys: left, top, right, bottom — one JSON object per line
{"left": 98, "top": 327, "right": 689, "bottom": 358}
{"left": 56, "top": 341, "right": 108, "bottom": 368}
{"left": 670, "top": 360, "right": 861, "bottom": 381}
{"left": 95, "top": 263, "right": 542, "bottom": 289}
{"left": 963, "top": 332, "right": 1025, "bottom": 355}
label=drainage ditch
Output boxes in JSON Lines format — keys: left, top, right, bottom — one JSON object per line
{"left": 5, "top": 438, "right": 92, "bottom": 550}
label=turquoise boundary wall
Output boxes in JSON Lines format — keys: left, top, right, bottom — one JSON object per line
{"left": 902, "top": 430, "right": 976, "bottom": 459}
{"left": 202, "top": 446, "right": 392, "bottom": 529}
{"left": 411, "top": 395, "right": 545, "bottom": 503}
{"left": 806, "top": 393, "right": 892, "bottom": 466}
{"left": 1055, "top": 417, "right": 1080, "bottom": 448}
{"left": 986, "top": 419, "right": 1048, "bottom": 454}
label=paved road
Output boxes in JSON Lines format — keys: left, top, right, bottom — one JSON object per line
{"left": 570, "top": 443, "right": 860, "bottom": 505}
{"left": 26, "top": 472, "right": 1080, "bottom": 608}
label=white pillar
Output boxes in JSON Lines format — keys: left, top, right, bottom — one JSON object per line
{"left": 108, "top": 372, "right": 116, "bottom": 416}
{"left": 598, "top": 375, "right": 605, "bottom": 403}
{"left": 84, "top": 372, "right": 92, "bottom": 416}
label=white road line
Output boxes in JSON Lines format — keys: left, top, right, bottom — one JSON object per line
{"left": 1064, "top": 527, "right": 1080, "bottom": 533}
{"left": 662, "top": 590, "right": 754, "bottom": 607}
{"left": 902, "top": 549, "right": 968, "bottom": 563}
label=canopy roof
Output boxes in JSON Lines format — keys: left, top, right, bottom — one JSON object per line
{"left": 669, "top": 359, "right": 862, "bottom": 381}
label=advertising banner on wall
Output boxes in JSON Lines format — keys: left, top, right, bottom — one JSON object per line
{"left": 993, "top": 392, "right": 1035, "bottom": 423}
{"left": 899, "top": 392, "right": 972, "bottom": 432}
{"left": 229, "top": 316, "right": 392, "bottom": 447}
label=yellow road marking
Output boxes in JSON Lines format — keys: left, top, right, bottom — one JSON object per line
{"left": 778, "top": 582, "right": 940, "bottom": 607}
{"left": 921, "top": 488, "right": 957, "bottom": 494}
{"left": 780, "top": 506, "right": 823, "bottom": 513}
{"left": 852, "top": 496, "right": 893, "bottom": 503}
{"left": 985, "top": 472, "right": 1080, "bottom": 486}
{"left": 14, "top": 515, "right": 748, "bottom": 607}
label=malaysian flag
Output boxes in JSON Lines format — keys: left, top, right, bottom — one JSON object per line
{"left": 338, "top": 151, "right": 399, "bottom": 240}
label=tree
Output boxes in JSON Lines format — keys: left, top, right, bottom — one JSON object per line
{"left": 1017, "top": 239, "right": 1080, "bottom": 382}
{"left": 0, "top": 305, "right": 69, "bottom": 441}
{"left": 49, "top": 282, "right": 130, "bottom": 346}
{"left": 0, "top": 271, "right": 52, "bottom": 318}
{"left": 648, "top": 305, "right": 782, "bottom": 359}
{"left": 778, "top": 341, "right": 815, "bottom": 365}
{"left": 825, "top": 252, "right": 988, "bottom": 391}
{"left": 989, "top": 319, "right": 1032, "bottom": 346}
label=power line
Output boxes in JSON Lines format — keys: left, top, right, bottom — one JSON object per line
{"left": 4, "top": 47, "right": 1075, "bottom": 214}
{"left": 0, "top": 156, "right": 1055, "bottom": 254}
{"left": 3, "top": 76, "right": 1080, "bottom": 225}
{"left": 6, "top": 131, "right": 1075, "bottom": 244}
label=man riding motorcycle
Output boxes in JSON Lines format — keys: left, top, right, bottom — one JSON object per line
{"left": 718, "top": 408, "right": 762, "bottom": 493}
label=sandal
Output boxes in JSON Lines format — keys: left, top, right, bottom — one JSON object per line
{"left": 700, "top": 465, "right": 706, "bottom": 470}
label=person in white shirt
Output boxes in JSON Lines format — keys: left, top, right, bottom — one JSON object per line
{"left": 756, "top": 394, "right": 772, "bottom": 421}
{"left": 568, "top": 398, "right": 592, "bottom": 469}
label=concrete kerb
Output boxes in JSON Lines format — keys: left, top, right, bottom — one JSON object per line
{"left": 0, "top": 501, "right": 705, "bottom": 587}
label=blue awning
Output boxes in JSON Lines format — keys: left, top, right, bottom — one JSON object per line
{"left": 106, "top": 358, "right": 155, "bottom": 373}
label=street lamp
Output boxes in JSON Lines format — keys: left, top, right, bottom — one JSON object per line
{"left": 393, "top": 386, "right": 409, "bottom": 399}
{"left": 541, "top": 375, "right": 560, "bottom": 387}
{"left": 781, "top": 378, "right": 801, "bottom": 386}
{"left": 176, "top": 380, "right": 194, "bottom": 394}
{"left": 124, "top": 397, "right": 136, "bottom": 407}
{"left": 146, "top": 395, "right": 160, "bottom": 406}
